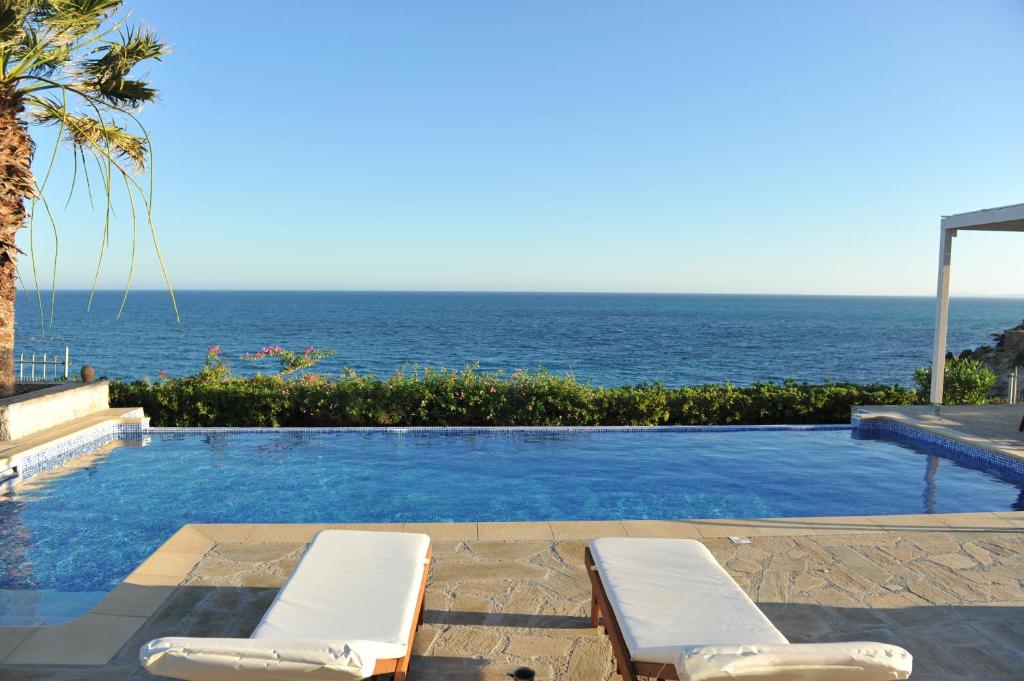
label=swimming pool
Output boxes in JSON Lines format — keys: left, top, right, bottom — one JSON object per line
{"left": 1, "top": 425, "right": 1022, "bottom": 625}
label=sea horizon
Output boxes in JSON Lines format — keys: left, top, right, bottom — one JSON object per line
{"left": 13, "top": 290, "right": 1024, "bottom": 387}
{"left": 17, "top": 288, "right": 1024, "bottom": 299}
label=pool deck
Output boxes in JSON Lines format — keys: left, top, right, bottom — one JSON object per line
{"left": 856, "top": 403, "right": 1024, "bottom": 461}
{"left": 0, "top": 512, "right": 1021, "bottom": 680}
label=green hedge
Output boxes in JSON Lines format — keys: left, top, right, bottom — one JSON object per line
{"left": 110, "top": 367, "right": 922, "bottom": 427}
{"left": 912, "top": 357, "right": 997, "bottom": 404}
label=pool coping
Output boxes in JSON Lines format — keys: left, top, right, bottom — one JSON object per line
{"left": 0, "top": 511, "right": 1022, "bottom": 667}
{"left": 147, "top": 424, "right": 854, "bottom": 432}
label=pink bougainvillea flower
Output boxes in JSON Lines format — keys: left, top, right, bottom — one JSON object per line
{"left": 159, "top": 370, "right": 167, "bottom": 378}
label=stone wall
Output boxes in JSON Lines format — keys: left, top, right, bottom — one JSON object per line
{"left": 0, "top": 381, "right": 109, "bottom": 441}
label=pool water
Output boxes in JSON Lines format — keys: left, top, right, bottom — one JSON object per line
{"left": 1, "top": 427, "right": 1022, "bottom": 624}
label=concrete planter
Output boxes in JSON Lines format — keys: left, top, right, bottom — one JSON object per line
{"left": 0, "top": 381, "right": 110, "bottom": 441}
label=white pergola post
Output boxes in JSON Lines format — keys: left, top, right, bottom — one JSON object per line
{"left": 929, "top": 227, "right": 954, "bottom": 405}
{"left": 928, "top": 203, "right": 1024, "bottom": 408}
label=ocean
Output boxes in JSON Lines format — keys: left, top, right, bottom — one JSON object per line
{"left": 11, "top": 290, "right": 1024, "bottom": 387}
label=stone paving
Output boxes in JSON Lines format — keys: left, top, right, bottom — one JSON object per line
{"left": 2, "top": 519, "right": 1021, "bottom": 680}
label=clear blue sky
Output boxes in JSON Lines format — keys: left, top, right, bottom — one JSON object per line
{"left": 19, "top": 0, "right": 1024, "bottom": 295}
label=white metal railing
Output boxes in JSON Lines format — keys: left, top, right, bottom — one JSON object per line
{"left": 16, "top": 347, "right": 70, "bottom": 382}
{"left": 1009, "top": 367, "right": 1024, "bottom": 405}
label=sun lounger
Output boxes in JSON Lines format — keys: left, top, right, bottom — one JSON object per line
{"left": 586, "top": 537, "right": 912, "bottom": 681}
{"left": 140, "top": 530, "right": 432, "bottom": 681}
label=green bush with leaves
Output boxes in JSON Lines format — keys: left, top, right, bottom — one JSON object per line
{"left": 913, "top": 357, "right": 997, "bottom": 405}
{"left": 111, "top": 363, "right": 925, "bottom": 427}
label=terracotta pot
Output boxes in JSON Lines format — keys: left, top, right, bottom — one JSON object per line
{"left": 80, "top": 365, "right": 95, "bottom": 383}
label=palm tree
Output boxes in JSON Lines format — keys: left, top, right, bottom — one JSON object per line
{"left": 0, "top": 0, "right": 172, "bottom": 397}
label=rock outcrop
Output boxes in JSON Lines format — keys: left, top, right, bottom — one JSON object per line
{"left": 958, "top": 321, "right": 1024, "bottom": 398}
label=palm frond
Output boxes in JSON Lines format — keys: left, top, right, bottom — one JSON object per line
{"left": 1, "top": 0, "right": 178, "bottom": 327}
{"left": 33, "top": 0, "right": 122, "bottom": 39}
{"left": 27, "top": 95, "right": 147, "bottom": 170}
{"left": 84, "top": 75, "right": 155, "bottom": 107}
{"left": 12, "top": 26, "right": 71, "bottom": 76}
{"left": 79, "top": 28, "right": 165, "bottom": 107}
{"left": 0, "top": 2, "right": 30, "bottom": 51}
{"left": 5, "top": 0, "right": 134, "bottom": 84}
{"left": 82, "top": 26, "right": 162, "bottom": 77}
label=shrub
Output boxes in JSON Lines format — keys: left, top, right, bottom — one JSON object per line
{"left": 111, "top": 365, "right": 922, "bottom": 427}
{"left": 240, "top": 345, "right": 336, "bottom": 376}
{"left": 913, "top": 357, "right": 996, "bottom": 405}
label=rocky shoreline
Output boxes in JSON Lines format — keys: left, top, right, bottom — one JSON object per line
{"left": 958, "top": 321, "right": 1024, "bottom": 398}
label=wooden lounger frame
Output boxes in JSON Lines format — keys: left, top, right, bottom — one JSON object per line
{"left": 585, "top": 546, "right": 679, "bottom": 681}
{"left": 370, "top": 545, "right": 432, "bottom": 681}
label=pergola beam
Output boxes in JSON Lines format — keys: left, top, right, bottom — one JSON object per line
{"left": 930, "top": 203, "right": 1024, "bottom": 406}
{"left": 940, "top": 203, "right": 1024, "bottom": 232}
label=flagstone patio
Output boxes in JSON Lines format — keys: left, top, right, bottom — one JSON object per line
{"left": 0, "top": 514, "right": 1020, "bottom": 680}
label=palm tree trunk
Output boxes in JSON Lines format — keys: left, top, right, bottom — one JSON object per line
{"left": 0, "top": 88, "right": 35, "bottom": 398}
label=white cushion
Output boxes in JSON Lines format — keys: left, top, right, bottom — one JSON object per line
{"left": 676, "top": 642, "right": 913, "bottom": 680}
{"left": 138, "top": 638, "right": 376, "bottom": 681}
{"left": 589, "top": 538, "right": 788, "bottom": 665}
{"left": 140, "top": 530, "right": 431, "bottom": 681}
{"left": 252, "top": 530, "right": 431, "bottom": 660}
